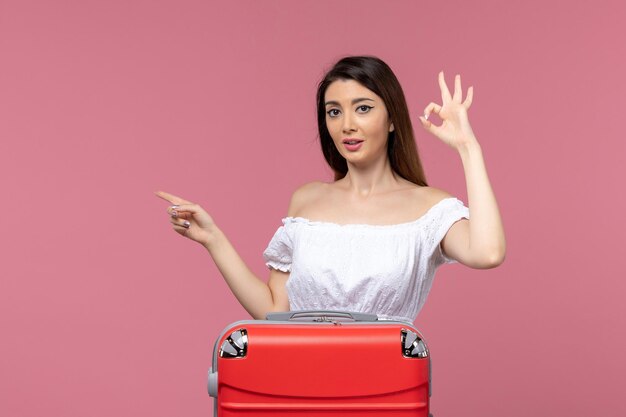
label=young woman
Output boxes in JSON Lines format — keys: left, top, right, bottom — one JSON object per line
{"left": 156, "top": 56, "right": 506, "bottom": 322}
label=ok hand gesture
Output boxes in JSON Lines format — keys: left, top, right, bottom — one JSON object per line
{"left": 419, "top": 71, "right": 477, "bottom": 150}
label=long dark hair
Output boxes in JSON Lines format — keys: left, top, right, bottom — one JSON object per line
{"left": 316, "top": 55, "right": 428, "bottom": 186}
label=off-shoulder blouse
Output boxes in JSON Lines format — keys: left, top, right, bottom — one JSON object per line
{"left": 263, "top": 197, "right": 470, "bottom": 322}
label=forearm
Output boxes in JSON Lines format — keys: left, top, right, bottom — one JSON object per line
{"left": 203, "top": 228, "right": 274, "bottom": 319}
{"left": 457, "top": 140, "right": 506, "bottom": 263}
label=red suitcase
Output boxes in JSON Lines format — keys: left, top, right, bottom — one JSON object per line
{"left": 208, "top": 310, "right": 432, "bottom": 416}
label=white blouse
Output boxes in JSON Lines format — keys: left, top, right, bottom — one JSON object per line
{"left": 263, "top": 197, "right": 470, "bottom": 323}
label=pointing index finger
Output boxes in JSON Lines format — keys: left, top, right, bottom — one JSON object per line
{"left": 154, "top": 190, "right": 191, "bottom": 205}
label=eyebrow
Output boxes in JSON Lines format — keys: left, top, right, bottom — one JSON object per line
{"left": 324, "top": 97, "right": 376, "bottom": 106}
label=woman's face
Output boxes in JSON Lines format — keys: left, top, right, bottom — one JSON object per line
{"left": 324, "top": 79, "right": 394, "bottom": 167}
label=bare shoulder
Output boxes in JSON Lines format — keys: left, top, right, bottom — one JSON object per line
{"left": 417, "top": 186, "right": 455, "bottom": 207}
{"left": 287, "top": 181, "right": 329, "bottom": 217}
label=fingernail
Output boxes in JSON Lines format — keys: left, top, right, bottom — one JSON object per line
{"left": 170, "top": 211, "right": 178, "bottom": 218}
{"left": 170, "top": 205, "right": 179, "bottom": 209}
{"left": 424, "top": 114, "right": 429, "bottom": 120}
{"left": 183, "top": 221, "right": 190, "bottom": 228}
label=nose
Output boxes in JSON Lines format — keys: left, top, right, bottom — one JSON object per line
{"left": 342, "top": 112, "right": 357, "bottom": 133}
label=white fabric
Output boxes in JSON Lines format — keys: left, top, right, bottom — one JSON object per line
{"left": 263, "top": 197, "right": 470, "bottom": 322}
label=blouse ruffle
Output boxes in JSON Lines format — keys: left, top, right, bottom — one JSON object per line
{"left": 263, "top": 219, "right": 293, "bottom": 272}
{"left": 430, "top": 198, "right": 470, "bottom": 264}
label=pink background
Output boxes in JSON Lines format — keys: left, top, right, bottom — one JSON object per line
{"left": 1, "top": 0, "right": 625, "bottom": 416}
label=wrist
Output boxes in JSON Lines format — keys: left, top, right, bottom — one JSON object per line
{"left": 201, "top": 224, "right": 223, "bottom": 252}
{"left": 456, "top": 138, "right": 482, "bottom": 159}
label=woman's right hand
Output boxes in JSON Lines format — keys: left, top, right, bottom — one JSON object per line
{"left": 155, "top": 190, "right": 218, "bottom": 247}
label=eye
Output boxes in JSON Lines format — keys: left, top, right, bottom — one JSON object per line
{"left": 326, "top": 109, "right": 340, "bottom": 118}
{"left": 357, "top": 105, "right": 373, "bottom": 113}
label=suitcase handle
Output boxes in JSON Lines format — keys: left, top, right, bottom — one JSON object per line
{"left": 265, "top": 310, "right": 379, "bottom": 322}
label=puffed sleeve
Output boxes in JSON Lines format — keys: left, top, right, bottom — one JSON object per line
{"left": 263, "top": 220, "right": 293, "bottom": 272}
{"left": 431, "top": 198, "right": 470, "bottom": 265}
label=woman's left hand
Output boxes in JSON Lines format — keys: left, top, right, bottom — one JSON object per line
{"left": 419, "top": 71, "right": 477, "bottom": 150}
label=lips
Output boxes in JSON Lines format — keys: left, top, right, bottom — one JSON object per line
{"left": 342, "top": 138, "right": 364, "bottom": 152}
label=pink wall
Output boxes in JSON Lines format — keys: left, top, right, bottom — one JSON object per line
{"left": 1, "top": 0, "right": 624, "bottom": 416}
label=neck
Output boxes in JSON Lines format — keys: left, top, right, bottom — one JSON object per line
{"left": 342, "top": 157, "right": 398, "bottom": 197}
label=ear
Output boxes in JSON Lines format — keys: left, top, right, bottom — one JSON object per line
{"left": 389, "top": 122, "right": 395, "bottom": 132}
